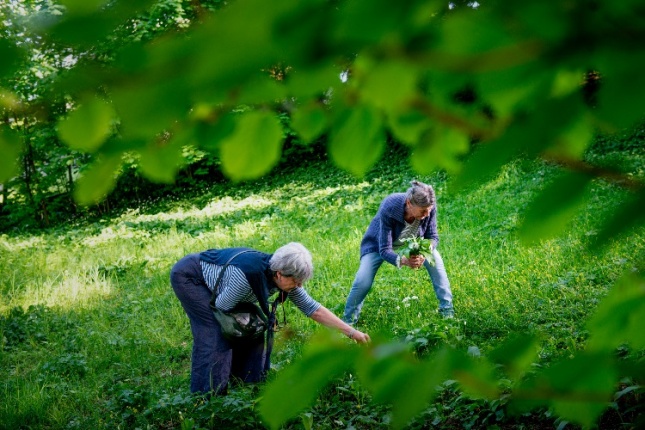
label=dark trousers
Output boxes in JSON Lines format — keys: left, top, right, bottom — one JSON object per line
{"left": 170, "top": 253, "right": 265, "bottom": 394}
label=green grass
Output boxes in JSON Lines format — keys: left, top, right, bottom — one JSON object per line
{"left": 1, "top": 150, "right": 643, "bottom": 429}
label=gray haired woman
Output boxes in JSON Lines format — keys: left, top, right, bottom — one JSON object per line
{"left": 343, "top": 180, "right": 455, "bottom": 324}
{"left": 171, "top": 242, "right": 369, "bottom": 394}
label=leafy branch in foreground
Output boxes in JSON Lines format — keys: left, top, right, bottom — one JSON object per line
{"left": 259, "top": 271, "right": 645, "bottom": 430}
{"left": 1, "top": 0, "right": 644, "bottom": 427}
{"left": 2, "top": 0, "right": 645, "bottom": 218}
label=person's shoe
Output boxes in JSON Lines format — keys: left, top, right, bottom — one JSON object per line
{"left": 439, "top": 308, "right": 455, "bottom": 319}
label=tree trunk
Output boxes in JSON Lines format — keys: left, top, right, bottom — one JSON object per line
{"left": 21, "top": 128, "right": 49, "bottom": 226}
{"left": 0, "top": 183, "right": 5, "bottom": 212}
{"left": 66, "top": 161, "right": 77, "bottom": 214}
{"left": 22, "top": 137, "right": 36, "bottom": 210}
{"left": 67, "top": 161, "right": 73, "bottom": 193}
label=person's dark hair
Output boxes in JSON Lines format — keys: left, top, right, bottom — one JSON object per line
{"left": 405, "top": 180, "right": 435, "bottom": 207}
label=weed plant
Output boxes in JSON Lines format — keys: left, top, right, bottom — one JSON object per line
{"left": 1, "top": 146, "right": 644, "bottom": 429}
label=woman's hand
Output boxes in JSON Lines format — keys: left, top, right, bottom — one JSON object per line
{"left": 310, "top": 307, "right": 370, "bottom": 344}
{"left": 402, "top": 254, "right": 425, "bottom": 269}
{"left": 347, "top": 327, "right": 370, "bottom": 344}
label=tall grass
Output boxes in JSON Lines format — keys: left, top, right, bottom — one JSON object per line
{"left": 1, "top": 151, "right": 643, "bottom": 429}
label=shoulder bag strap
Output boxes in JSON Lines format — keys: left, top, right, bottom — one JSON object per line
{"left": 209, "top": 249, "right": 255, "bottom": 310}
{"left": 264, "top": 291, "right": 287, "bottom": 375}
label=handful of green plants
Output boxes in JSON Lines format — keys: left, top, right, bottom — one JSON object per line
{"left": 396, "top": 237, "right": 435, "bottom": 266}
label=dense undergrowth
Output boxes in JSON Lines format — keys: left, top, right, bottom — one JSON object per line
{"left": 1, "top": 139, "right": 644, "bottom": 429}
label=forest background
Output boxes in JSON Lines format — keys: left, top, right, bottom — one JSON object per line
{"left": 1, "top": 0, "right": 644, "bottom": 429}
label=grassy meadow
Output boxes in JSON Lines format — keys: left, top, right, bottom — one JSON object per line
{"left": 1, "top": 146, "right": 644, "bottom": 429}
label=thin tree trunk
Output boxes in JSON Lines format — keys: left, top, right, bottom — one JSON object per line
{"left": 21, "top": 125, "right": 48, "bottom": 226}
{"left": 67, "top": 162, "right": 73, "bottom": 193}
{"left": 0, "top": 183, "right": 5, "bottom": 211}
{"left": 22, "top": 137, "right": 36, "bottom": 209}
{"left": 66, "top": 161, "right": 77, "bottom": 214}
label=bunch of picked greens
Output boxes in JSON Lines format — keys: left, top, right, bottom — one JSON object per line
{"left": 397, "top": 237, "right": 435, "bottom": 266}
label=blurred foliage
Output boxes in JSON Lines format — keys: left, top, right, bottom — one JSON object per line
{"left": 2, "top": 0, "right": 645, "bottom": 227}
{"left": 1, "top": 0, "right": 645, "bottom": 428}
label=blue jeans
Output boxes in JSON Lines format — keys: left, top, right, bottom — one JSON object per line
{"left": 170, "top": 254, "right": 265, "bottom": 394}
{"left": 343, "top": 250, "right": 453, "bottom": 324}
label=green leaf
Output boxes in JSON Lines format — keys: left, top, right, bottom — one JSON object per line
{"left": 111, "top": 80, "right": 191, "bottom": 140}
{"left": 355, "top": 344, "right": 449, "bottom": 430}
{"left": 515, "top": 3, "right": 568, "bottom": 42}
{"left": 518, "top": 171, "right": 591, "bottom": 244}
{"left": 488, "top": 334, "right": 540, "bottom": 382}
{"left": 512, "top": 353, "right": 617, "bottom": 428}
{"left": 475, "top": 65, "right": 550, "bottom": 117}
{"left": 138, "top": 132, "right": 189, "bottom": 184}
{"left": 359, "top": 60, "right": 419, "bottom": 111}
{"left": 291, "top": 105, "right": 328, "bottom": 144}
{"left": 284, "top": 62, "right": 341, "bottom": 98}
{"left": 389, "top": 361, "right": 444, "bottom": 429}
{"left": 235, "top": 75, "right": 287, "bottom": 105}
{"left": 386, "top": 109, "right": 430, "bottom": 146}
{"left": 451, "top": 94, "right": 584, "bottom": 191}
{"left": 451, "top": 351, "right": 501, "bottom": 400}
{"left": 219, "top": 111, "right": 283, "bottom": 181}
{"left": 354, "top": 341, "right": 416, "bottom": 404}
{"left": 550, "top": 69, "right": 587, "bottom": 99}
{"left": 183, "top": 0, "right": 297, "bottom": 89}
{"left": 329, "top": 105, "right": 385, "bottom": 177}
{"left": 0, "top": 127, "right": 23, "bottom": 182}
{"left": 258, "top": 332, "right": 357, "bottom": 430}
{"left": 440, "top": 9, "right": 514, "bottom": 56}
{"left": 588, "top": 190, "right": 645, "bottom": 251}
{"left": 301, "top": 413, "right": 313, "bottom": 430}
{"left": 410, "top": 126, "right": 469, "bottom": 175}
{"left": 449, "top": 129, "right": 520, "bottom": 192}
{"left": 73, "top": 154, "right": 122, "bottom": 205}
{"left": 332, "top": 0, "right": 418, "bottom": 48}
{"left": 595, "top": 55, "right": 645, "bottom": 130}
{"left": 587, "top": 272, "right": 645, "bottom": 351}
{"left": 58, "top": 97, "right": 114, "bottom": 152}
{"left": 270, "top": 0, "right": 332, "bottom": 68}
{"left": 544, "top": 114, "right": 593, "bottom": 159}
{"left": 194, "top": 113, "right": 237, "bottom": 151}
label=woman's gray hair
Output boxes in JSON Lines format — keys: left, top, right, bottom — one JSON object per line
{"left": 406, "top": 180, "right": 436, "bottom": 207}
{"left": 270, "top": 242, "right": 313, "bottom": 282}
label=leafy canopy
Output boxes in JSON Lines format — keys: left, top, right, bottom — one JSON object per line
{"left": 2, "top": 0, "right": 645, "bottom": 428}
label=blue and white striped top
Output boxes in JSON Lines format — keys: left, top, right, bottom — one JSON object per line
{"left": 201, "top": 261, "right": 321, "bottom": 317}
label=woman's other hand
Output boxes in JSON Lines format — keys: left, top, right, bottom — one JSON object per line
{"left": 348, "top": 328, "right": 370, "bottom": 344}
{"left": 402, "top": 254, "right": 425, "bottom": 269}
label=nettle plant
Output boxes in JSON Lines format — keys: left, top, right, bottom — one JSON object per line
{"left": 396, "top": 237, "right": 435, "bottom": 266}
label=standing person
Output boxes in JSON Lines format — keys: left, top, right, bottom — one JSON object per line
{"left": 343, "top": 181, "right": 454, "bottom": 324}
{"left": 170, "top": 242, "right": 370, "bottom": 394}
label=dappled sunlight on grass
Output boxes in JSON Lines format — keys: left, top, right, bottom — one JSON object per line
{"left": 112, "top": 181, "right": 374, "bottom": 226}
{"left": 2, "top": 271, "right": 113, "bottom": 312}
{"left": 0, "top": 234, "right": 48, "bottom": 252}
{"left": 2, "top": 156, "right": 644, "bottom": 429}
{"left": 43, "top": 274, "right": 113, "bottom": 310}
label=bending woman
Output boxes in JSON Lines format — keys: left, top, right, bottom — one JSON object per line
{"left": 170, "top": 242, "right": 370, "bottom": 394}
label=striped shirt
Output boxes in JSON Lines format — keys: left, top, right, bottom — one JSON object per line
{"left": 201, "top": 261, "right": 321, "bottom": 317}
{"left": 393, "top": 218, "right": 421, "bottom": 249}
